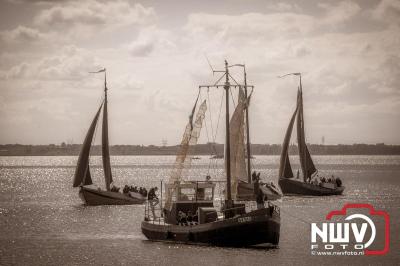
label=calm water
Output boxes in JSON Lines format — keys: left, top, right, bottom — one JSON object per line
{"left": 0, "top": 155, "right": 399, "bottom": 265}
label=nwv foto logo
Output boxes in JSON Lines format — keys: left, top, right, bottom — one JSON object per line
{"left": 310, "top": 204, "right": 390, "bottom": 256}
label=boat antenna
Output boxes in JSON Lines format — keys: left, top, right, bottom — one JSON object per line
{"left": 204, "top": 55, "right": 225, "bottom": 75}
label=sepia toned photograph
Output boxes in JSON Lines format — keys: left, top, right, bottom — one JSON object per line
{"left": 0, "top": 0, "right": 399, "bottom": 265}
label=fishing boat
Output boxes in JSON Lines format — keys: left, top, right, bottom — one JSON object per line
{"left": 141, "top": 61, "right": 280, "bottom": 247}
{"left": 278, "top": 73, "right": 345, "bottom": 196}
{"left": 72, "top": 69, "right": 146, "bottom": 206}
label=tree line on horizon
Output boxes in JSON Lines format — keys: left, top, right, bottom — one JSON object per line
{"left": 0, "top": 142, "right": 399, "bottom": 156}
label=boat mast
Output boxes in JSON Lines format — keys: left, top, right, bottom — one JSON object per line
{"left": 199, "top": 60, "right": 254, "bottom": 208}
{"left": 243, "top": 66, "right": 252, "bottom": 183}
{"left": 102, "top": 68, "right": 113, "bottom": 191}
{"left": 298, "top": 73, "right": 308, "bottom": 181}
{"left": 224, "top": 60, "right": 232, "bottom": 205}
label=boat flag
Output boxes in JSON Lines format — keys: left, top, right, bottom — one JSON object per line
{"left": 189, "top": 90, "right": 200, "bottom": 131}
{"left": 89, "top": 68, "right": 106, "bottom": 73}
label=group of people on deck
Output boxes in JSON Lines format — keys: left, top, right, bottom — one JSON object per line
{"left": 109, "top": 184, "right": 151, "bottom": 198}
{"left": 298, "top": 170, "right": 342, "bottom": 187}
{"left": 122, "top": 185, "right": 148, "bottom": 197}
{"left": 177, "top": 210, "right": 199, "bottom": 226}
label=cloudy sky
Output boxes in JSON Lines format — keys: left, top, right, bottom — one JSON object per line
{"left": 0, "top": 0, "right": 399, "bottom": 146}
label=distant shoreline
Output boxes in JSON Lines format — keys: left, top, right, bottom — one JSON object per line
{"left": 1, "top": 143, "right": 399, "bottom": 156}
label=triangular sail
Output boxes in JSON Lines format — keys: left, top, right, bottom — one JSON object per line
{"left": 84, "top": 165, "right": 93, "bottom": 185}
{"left": 165, "top": 100, "right": 207, "bottom": 209}
{"left": 73, "top": 102, "right": 103, "bottom": 187}
{"left": 296, "top": 88, "right": 316, "bottom": 182}
{"left": 228, "top": 87, "right": 247, "bottom": 199}
{"left": 279, "top": 90, "right": 300, "bottom": 178}
{"left": 102, "top": 93, "right": 113, "bottom": 191}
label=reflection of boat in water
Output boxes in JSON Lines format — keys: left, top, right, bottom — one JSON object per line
{"left": 73, "top": 69, "right": 145, "bottom": 206}
{"left": 141, "top": 61, "right": 280, "bottom": 247}
{"left": 277, "top": 73, "right": 344, "bottom": 196}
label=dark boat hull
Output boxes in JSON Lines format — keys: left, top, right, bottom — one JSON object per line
{"left": 237, "top": 182, "right": 282, "bottom": 201}
{"left": 278, "top": 178, "right": 344, "bottom": 196}
{"left": 141, "top": 207, "right": 280, "bottom": 247}
{"left": 79, "top": 186, "right": 146, "bottom": 206}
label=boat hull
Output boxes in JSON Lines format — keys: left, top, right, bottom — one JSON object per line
{"left": 79, "top": 186, "right": 146, "bottom": 206}
{"left": 278, "top": 178, "right": 345, "bottom": 196}
{"left": 141, "top": 207, "right": 280, "bottom": 247}
{"left": 237, "top": 182, "right": 282, "bottom": 201}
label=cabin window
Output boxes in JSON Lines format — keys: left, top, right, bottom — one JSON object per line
{"left": 195, "top": 187, "right": 213, "bottom": 201}
{"left": 178, "top": 188, "right": 195, "bottom": 201}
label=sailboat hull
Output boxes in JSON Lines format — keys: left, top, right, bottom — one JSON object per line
{"left": 278, "top": 178, "right": 344, "bottom": 196}
{"left": 141, "top": 207, "right": 280, "bottom": 247}
{"left": 79, "top": 186, "right": 146, "bottom": 206}
{"left": 236, "top": 182, "right": 282, "bottom": 201}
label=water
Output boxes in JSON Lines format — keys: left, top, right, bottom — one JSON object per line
{"left": 0, "top": 155, "right": 399, "bottom": 265}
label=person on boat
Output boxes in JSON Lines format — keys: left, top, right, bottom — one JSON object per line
{"left": 256, "top": 187, "right": 265, "bottom": 209}
{"left": 193, "top": 210, "right": 199, "bottom": 224}
{"left": 123, "top": 185, "right": 129, "bottom": 194}
{"left": 178, "top": 211, "right": 187, "bottom": 225}
{"left": 187, "top": 210, "right": 193, "bottom": 224}
{"left": 253, "top": 173, "right": 265, "bottom": 209}
{"left": 148, "top": 187, "right": 159, "bottom": 219}
{"left": 252, "top": 171, "right": 257, "bottom": 182}
{"left": 336, "top": 177, "right": 342, "bottom": 187}
{"left": 142, "top": 187, "right": 148, "bottom": 197}
{"left": 296, "top": 169, "right": 300, "bottom": 179}
{"left": 111, "top": 185, "right": 120, "bottom": 193}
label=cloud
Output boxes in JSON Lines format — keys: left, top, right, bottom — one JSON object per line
{"left": 184, "top": 12, "right": 315, "bottom": 42}
{"left": 318, "top": 1, "right": 361, "bottom": 26}
{"left": 128, "top": 27, "right": 176, "bottom": 57}
{"left": 372, "top": 0, "right": 400, "bottom": 24}
{"left": 34, "top": 1, "right": 156, "bottom": 29}
{"left": 1, "top": 0, "right": 399, "bottom": 145}
{"left": 266, "top": 2, "right": 301, "bottom": 12}
{"left": 0, "top": 45, "right": 100, "bottom": 80}
{"left": 0, "top": 26, "right": 46, "bottom": 43}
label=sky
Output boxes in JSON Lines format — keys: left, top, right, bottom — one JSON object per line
{"left": 0, "top": 0, "right": 399, "bottom": 146}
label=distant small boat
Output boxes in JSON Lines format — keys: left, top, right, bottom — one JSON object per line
{"left": 278, "top": 73, "right": 344, "bottom": 196}
{"left": 73, "top": 69, "right": 145, "bottom": 206}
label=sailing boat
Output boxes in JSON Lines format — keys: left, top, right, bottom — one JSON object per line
{"left": 73, "top": 69, "right": 146, "bottom": 206}
{"left": 141, "top": 61, "right": 280, "bottom": 247}
{"left": 278, "top": 73, "right": 344, "bottom": 196}
{"left": 229, "top": 67, "right": 282, "bottom": 201}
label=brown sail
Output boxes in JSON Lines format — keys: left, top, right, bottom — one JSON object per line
{"left": 73, "top": 102, "right": 103, "bottom": 187}
{"left": 102, "top": 90, "right": 113, "bottom": 191}
{"left": 296, "top": 87, "right": 316, "bottom": 182}
{"left": 279, "top": 90, "right": 300, "bottom": 178}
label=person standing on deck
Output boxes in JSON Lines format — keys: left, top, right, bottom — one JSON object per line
{"left": 148, "top": 187, "right": 159, "bottom": 219}
{"left": 253, "top": 172, "right": 265, "bottom": 209}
